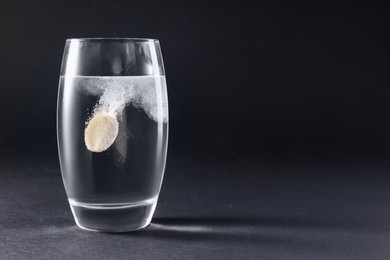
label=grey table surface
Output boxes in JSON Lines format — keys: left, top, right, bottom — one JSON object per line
{"left": 1, "top": 155, "right": 390, "bottom": 260}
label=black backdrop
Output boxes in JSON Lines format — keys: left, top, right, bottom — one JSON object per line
{"left": 2, "top": 1, "right": 390, "bottom": 259}
{"left": 0, "top": 0, "right": 389, "bottom": 163}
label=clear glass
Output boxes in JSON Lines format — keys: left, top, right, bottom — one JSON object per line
{"left": 57, "top": 38, "right": 168, "bottom": 232}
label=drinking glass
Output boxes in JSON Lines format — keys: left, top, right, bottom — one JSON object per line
{"left": 57, "top": 38, "right": 168, "bottom": 232}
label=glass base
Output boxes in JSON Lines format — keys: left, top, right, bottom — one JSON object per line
{"left": 69, "top": 198, "right": 157, "bottom": 233}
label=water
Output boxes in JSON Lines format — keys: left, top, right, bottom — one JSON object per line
{"left": 57, "top": 75, "right": 168, "bottom": 232}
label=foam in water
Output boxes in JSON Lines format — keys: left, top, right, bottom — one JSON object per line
{"left": 81, "top": 76, "right": 167, "bottom": 152}
{"left": 79, "top": 76, "right": 168, "bottom": 122}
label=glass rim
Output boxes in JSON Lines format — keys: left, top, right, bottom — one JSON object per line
{"left": 66, "top": 38, "right": 159, "bottom": 42}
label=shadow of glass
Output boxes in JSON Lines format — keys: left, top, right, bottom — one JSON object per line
{"left": 124, "top": 216, "right": 365, "bottom": 245}
{"left": 152, "top": 216, "right": 369, "bottom": 230}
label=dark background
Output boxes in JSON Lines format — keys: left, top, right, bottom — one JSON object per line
{"left": 1, "top": 1, "right": 390, "bottom": 259}
{"left": 1, "top": 0, "right": 389, "bottom": 162}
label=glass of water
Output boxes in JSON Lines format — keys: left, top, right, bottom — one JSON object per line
{"left": 57, "top": 38, "right": 168, "bottom": 232}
